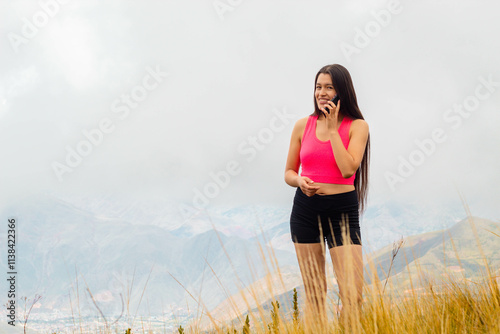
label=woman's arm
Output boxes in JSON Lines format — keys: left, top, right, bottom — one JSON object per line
{"left": 329, "top": 119, "right": 369, "bottom": 178}
{"left": 284, "top": 119, "right": 304, "bottom": 187}
{"left": 284, "top": 118, "right": 321, "bottom": 195}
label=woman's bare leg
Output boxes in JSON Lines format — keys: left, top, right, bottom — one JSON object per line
{"left": 294, "top": 243, "right": 328, "bottom": 332}
{"left": 329, "top": 244, "right": 363, "bottom": 326}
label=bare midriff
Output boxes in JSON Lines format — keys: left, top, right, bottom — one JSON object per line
{"left": 312, "top": 182, "right": 355, "bottom": 195}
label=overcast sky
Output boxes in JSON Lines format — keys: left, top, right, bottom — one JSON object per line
{"left": 1, "top": 0, "right": 499, "bottom": 220}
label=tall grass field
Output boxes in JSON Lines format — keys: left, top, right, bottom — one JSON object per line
{"left": 20, "top": 202, "right": 500, "bottom": 334}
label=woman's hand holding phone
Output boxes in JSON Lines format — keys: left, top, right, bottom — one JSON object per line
{"left": 324, "top": 95, "right": 340, "bottom": 114}
{"left": 322, "top": 95, "right": 341, "bottom": 132}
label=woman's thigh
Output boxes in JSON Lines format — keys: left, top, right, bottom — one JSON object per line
{"left": 294, "top": 243, "right": 327, "bottom": 286}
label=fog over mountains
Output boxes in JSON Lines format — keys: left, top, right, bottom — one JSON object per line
{"left": 0, "top": 191, "right": 472, "bottom": 323}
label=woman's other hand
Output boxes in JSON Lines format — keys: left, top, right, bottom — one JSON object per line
{"left": 298, "top": 177, "right": 320, "bottom": 197}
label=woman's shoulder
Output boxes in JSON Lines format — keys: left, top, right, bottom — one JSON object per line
{"left": 291, "top": 115, "right": 313, "bottom": 139}
{"left": 292, "top": 115, "right": 311, "bottom": 128}
{"left": 298, "top": 115, "right": 312, "bottom": 124}
{"left": 351, "top": 118, "right": 369, "bottom": 130}
{"left": 349, "top": 118, "right": 369, "bottom": 138}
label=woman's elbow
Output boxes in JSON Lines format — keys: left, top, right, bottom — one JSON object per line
{"left": 342, "top": 169, "right": 356, "bottom": 179}
{"left": 342, "top": 161, "right": 361, "bottom": 179}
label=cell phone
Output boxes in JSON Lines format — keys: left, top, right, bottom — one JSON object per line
{"left": 325, "top": 95, "right": 340, "bottom": 114}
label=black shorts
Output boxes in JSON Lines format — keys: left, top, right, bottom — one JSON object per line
{"left": 290, "top": 187, "right": 361, "bottom": 248}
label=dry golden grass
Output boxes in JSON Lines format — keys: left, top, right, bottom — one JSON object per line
{"left": 179, "top": 192, "right": 500, "bottom": 334}
{"left": 191, "top": 243, "right": 499, "bottom": 334}
{"left": 25, "top": 192, "right": 500, "bottom": 333}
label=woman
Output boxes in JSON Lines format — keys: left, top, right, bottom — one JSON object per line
{"left": 284, "top": 64, "right": 370, "bottom": 329}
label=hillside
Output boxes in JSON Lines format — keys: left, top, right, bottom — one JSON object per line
{"left": 366, "top": 215, "right": 500, "bottom": 289}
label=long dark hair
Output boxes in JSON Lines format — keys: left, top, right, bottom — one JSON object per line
{"left": 311, "top": 64, "right": 370, "bottom": 215}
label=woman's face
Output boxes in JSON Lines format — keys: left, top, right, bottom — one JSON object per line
{"left": 315, "top": 73, "right": 337, "bottom": 109}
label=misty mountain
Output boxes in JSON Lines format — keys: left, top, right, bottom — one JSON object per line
{"left": 0, "top": 194, "right": 297, "bottom": 320}
{"left": 0, "top": 191, "right": 471, "bottom": 322}
{"left": 366, "top": 215, "right": 500, "bottom": 287}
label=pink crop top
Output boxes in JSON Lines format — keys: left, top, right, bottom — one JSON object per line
{"left": 299, "top": 115, "right": 356, "bottom": 185}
